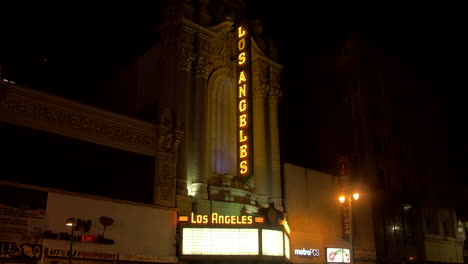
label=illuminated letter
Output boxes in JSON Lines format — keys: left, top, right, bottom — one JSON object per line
{"left": 219, "top": 215, "right": 224, "bottom": 224}
{"left": 238, "top": 26, "right": 246, "bottom": 38}
{"left": 239, "top": 52, "right": 246, "bottom": 65}
{"left": 239, "top": 99, "right": 247, "bottom": 112}
{"left": 202, "top": 215, "right": 208, "bottom": 224}
{"left": 190, "top": 212, "right": 196, "bottom": 224}
{"left": 239, "top": 84, "right": 246, "bottom": 98}
{"left": 240, "top": 130, "right": 247, "bottom": 142}
{"left": 247, "top": 216, "right": 253, "bottom": 224}
{"left": 225, "top": 216, "right": 231, "bottom": 224}
{"left": 238, "top": 38, "right": 245, "bottom": 51}
{"left": 196, "top": 214, "right": 203, "bottom": 223}
{"left": 240, "top": 145, "right": 247, "bottom": 158}
{"left": 239, "top": 71, "right": 246, "bottom": 84}
{"left": 240, "top": 114, "right": 247, "bottom": 127}
{"left": 241, "top": 215, "right": 247, "bottom": 224}
{"left": 240, "top": 161, "right": 248, "bottom": 174}
{"left": 211, "top": 213, "right": 218, "bottom": 224}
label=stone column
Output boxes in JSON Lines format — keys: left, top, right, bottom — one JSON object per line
{"left": 191, "top": 43, "right": 212, "bottom": 199}
{"left": 175, "top": 30, "right": 195, "bottom": 196}
{"left": 268, "top": 70, "right": 283, "bottom": 211}
{"left": 252, "top": 62, "right": 269, "bottom": 208}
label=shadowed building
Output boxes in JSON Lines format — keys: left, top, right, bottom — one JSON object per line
{"left": 279, "top": 32, "right": 464, "bottom": 264}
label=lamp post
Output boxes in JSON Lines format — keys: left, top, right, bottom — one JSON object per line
{"left": 339, "top": 193, "right": 359, "bottom": 264}
{"left": 66, "top": 218, "right": 75, "bottom": 264}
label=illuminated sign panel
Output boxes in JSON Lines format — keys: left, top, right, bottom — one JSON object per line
{"left": 262, "top": 229, "right": 283, "bottom": 256}
{"left": 180, "top": 212, "right": 254, "bottom": 225}
{"left": 181, "top": 227, "right": 288, "bottom": 258}
{"left": 237, "top": 26, "right": 251, "bottom": 180}
{"left": 326, "top": 248, "right": 351, "bottom": 263}
{"left": 182, "top": 228, "right": 259, "bottom": 255}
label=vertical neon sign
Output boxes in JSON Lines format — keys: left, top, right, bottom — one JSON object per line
{"left": 237, "top": 25, "right": 250, "bottom": 180}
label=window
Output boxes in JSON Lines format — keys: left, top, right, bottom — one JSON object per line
{"left": 383, "top": 136, "right": 389, "bottom": 159}
{"left": 401, "top": 176, "right": 409, "bottom": 193}
{"left": 375, "top": 136, "right": 382, "bottom": 155}
{"left": 378, "top": 170, "right": 385, "bottom": 187}
{"left": 402, "top": 204, "right": 414, "bottom": 237}
{"left": 399, "top": 144, "right": 407, "bottom": 162}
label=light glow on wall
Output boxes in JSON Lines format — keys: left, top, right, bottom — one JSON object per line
{"left": 326, "top": 248, "right": 351, "bottom": 263}
{"left": 262, "top": 229, "right": 284, "bottom": 256}
{"left": 284, "top": 232, "right": 290, "bottom": 259}
{"left": 182, "top": 228, "right": 259, "bottom": 255}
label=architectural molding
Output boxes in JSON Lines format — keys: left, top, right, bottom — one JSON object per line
{"left": 0, "top": 81, "right": 158, "bottom": 156}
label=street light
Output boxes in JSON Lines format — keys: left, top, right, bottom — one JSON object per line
{"left": 66, "top": 218, "right": 75, "bottom": 264}
{"left": 339, "top": 193, "right": 360, "bottom": 264}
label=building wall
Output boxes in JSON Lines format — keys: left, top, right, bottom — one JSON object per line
{"left": 43, "top": 191, "right": 177, "bottom": 258}
{"left": 283, "top": 163, "right": 376, "bottom": 264}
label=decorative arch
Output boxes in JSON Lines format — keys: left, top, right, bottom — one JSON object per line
{"left": 207, "top": 69, "right": 237, "bottom": 178}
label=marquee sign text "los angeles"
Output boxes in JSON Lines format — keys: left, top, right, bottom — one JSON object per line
{"left": 187, "top": 212, "right": 253, "bottom": 225}
{"left": 238, "top": 26, "right": 249, "bottom": 177}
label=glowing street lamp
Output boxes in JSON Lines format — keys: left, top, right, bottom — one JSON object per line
{"left": 338, "top": 193, "right": 360, "bottom": 264}
{"left": 66, "top": 218, "right": 75, "bottom": 264}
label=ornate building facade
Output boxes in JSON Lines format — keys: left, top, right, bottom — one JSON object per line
{"left": 1, "top": 1, "right": 290, "bottom": 264}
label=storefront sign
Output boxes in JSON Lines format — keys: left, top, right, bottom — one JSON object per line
{"left": 294, "top": 248, "right": 320, "bottom": 257}
{"left": 181, "top": 212, "right": 254, "bottom": 225}
{"left": 341, "top": 203, "right": 350, "bottom": 239}
{"left": 237, "top": 25, "right": 252, "bottom": 180}
{"left": 326, "top": 248, "right": 350, "bottom": 263}
{"left": 47, "top": 248, "right": 117, "bottom": 260}
{"left": 119, "top": 254, "right": 178, "bottom": 263}
{"left": 0, "top": 241, "right": 42, "bottom": 260}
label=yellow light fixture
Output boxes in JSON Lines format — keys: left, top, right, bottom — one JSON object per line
{"left": 339, "top": 196, "right": 346, "bottom": 203}
{"left": 353, "top": 193, "right": 360, "bottom": 201}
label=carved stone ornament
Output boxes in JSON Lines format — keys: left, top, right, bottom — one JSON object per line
{"left": 252, "top": 84, "right": 269, "bottom": 99}
{"left": 176, "top": 46, "right": 196, "bottom": 72}
{"left": 268, "top": 87, "right": 282, "bottom": 105}
{"left": 194, "top": 56, "right": 213, "bottom": 79}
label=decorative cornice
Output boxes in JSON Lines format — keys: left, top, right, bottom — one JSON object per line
{"left": 0, "top": 81, "right": 158, "bottom": 156}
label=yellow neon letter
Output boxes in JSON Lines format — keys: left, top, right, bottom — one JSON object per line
{"left": 240, "top": 114, "right": 247, "bottom": 127}
{"left": 238, "top": 39, "right": 245, "bottom": 51}
{"left": 239, "top": 52, "right": 246, "bottom": 65}
{"left": 190, "top": 212, "right": 196, "bottom": 224}
{"left": 239, "top": 71, "right": 246, "bottom": 84}
{"left": 239, "top": 99, "right": 247, "bottom": 112}
{"left": 211, "top": 213, "right": 218, "bottom": 224}
{"left": 247, "top": 216, "right": 253, "bottom": 224}
{"left": 240, "top": 161, "right": 248, "bottom": 174}
{"left": 239, "top": 84, "right": 246, "bottom": 98}
{"left": 238, "top": 26, "right": 246, "bottom": 38}
{"left": 240, "top": 130, "right": 247, "bottom": 142}
{"left": 240, "top": 145, "right": 248, "bottom": 158}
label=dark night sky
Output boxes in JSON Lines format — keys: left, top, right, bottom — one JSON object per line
{"left": 1, "top": 2, "right": 467, "bottom": 184}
